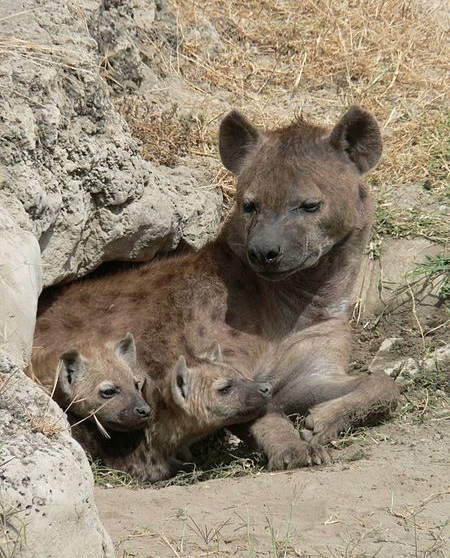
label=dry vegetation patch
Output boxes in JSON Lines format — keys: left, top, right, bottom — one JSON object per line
{"left": 125, "top": 0, "right": 449, "bottom": 239}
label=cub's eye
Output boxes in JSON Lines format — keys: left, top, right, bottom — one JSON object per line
{"left": 301, "top": 201, "right": 321, "bottom": 212}
{"left": 100, "top": 388, "right": 118, "bottom": 399}
{"left": 134, "top": 379, "right": 143, "bottom": 391}
{"left": 218, "top": 384, "right": 232, "bottom": 396}
{"left": 242, "top": 200, "right": 257, "bottom": 214}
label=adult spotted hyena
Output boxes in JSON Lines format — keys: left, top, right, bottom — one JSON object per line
{"left": 34, "top": 106, "right": 400, "bottom": 471}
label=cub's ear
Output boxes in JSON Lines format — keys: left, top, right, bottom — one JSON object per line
{"left": 115, "top": 332, "right": 136, "bottom": 365}
{"left": 205, "top": 341, "right": 222, "bottom": 363}
{"left": 219, "top": 110, "right": 261, "bottom": 175}
{"left": 171, "top": 356, "right": 191, "bottom": 409}
{"left": 58, "top": 349, "right": 86, "bottom": 396}
{"left": 329, "top": 106, "right": 382, "bottom": 174}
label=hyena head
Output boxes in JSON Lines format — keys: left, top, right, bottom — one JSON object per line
{"left": 58, "top": 333, "right": 151, "bottom": 432}
{"left": 219, "top": 106, "right": 382, "bottom": 281}
{"left": 169, "top": 342, "right": 272, "bottom": 434}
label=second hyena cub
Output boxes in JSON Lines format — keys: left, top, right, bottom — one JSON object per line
{"left": 30, "top": 333, "right": 151, "bottom": 433}
{"left": 155, "top": 342, "right": 272, "bottom": 456}
{"left": 72, "top": 343, "right": 272, "bottom": 483}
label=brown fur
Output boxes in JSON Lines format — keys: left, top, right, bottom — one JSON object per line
{"left": 33, "top": 106, "right": 400, "bottom": 475}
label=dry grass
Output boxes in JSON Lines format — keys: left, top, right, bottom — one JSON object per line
{"left": 0, "top": 501, "right": 27, "bottom": 558}
{"left": 0, "top": 37, "right": 91, "bottom": 73}
{"left": 125, "top": 0, "right": 449, "bottom": 235}
{"left": 170, "top": 0, "right": 448, "bottom": 103}
{"left": 120, "top": 102, "right": 216, "bottom": 166}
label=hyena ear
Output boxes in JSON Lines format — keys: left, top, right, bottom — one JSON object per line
{"left": 205, "top": 341, "right": 222, "bottom": 363}
{"left": 59, "top": 349, "right": 86, "bottom": 397}
{"left": 219, "top": 110, "right": 261, "bottom": 175}
{"left": 171, "top": 356, "right": 190, "bottom": 409}
{"left": 115, "top": 332, "right": 137, "bottom": 365}
{"left": 329, "top": 106, "right": 382, "bottom": 174}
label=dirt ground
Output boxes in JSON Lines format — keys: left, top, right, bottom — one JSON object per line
{"left": 94, "top": 313, "right": 449, "bottom": 558}
{"left": 95, "top": 417, "right": 449, "bottom": 558}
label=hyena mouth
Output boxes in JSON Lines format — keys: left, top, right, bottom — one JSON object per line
{"left": 104, "top": 422, "right": 147, "bottom": 433}
{"left": 254, "top": 267, "right": 299, "bottom": 282}
{"left": 254, "top": 251, "right": 322, "bottom": 280}
{"left": 102, "top": 415, "right": 150, "bottom": 432}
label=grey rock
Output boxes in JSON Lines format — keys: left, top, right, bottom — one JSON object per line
{"left": 369, "top": 338, "right": 419, "bottom": 381}
{"left": 0, "top": 205, "right": 42, "bottom": 367}
{"left": 390, "top": 357, "right": 420, "bottom": 381}
{"left": 0, "top": 355, "right": 114, "bottom": 558}
{"left": 0, "top": 203, "right": 114, "bottom": 557}
{"left": 368, "top": 337, "right": 404, "bottom": 374}
{"left": 374, "top": 337, "right": 404, "bottom": 356}
{"left": 0, "top": 0, "right": 222, "bottom": 288}
{"left": 423, "top": 344, "right": 450, "bottom": 374}
{"left": 354, "top": 237, "right": 446, "bottom": 318}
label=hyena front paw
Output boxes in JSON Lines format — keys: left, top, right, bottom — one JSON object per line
{"left": 267, "top": 440, "right": 330, "bottom": 471}
{"left": 302, "top": 402, "right": 350, "bottom": 445}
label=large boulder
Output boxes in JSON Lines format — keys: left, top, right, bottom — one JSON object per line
{"left": 0, "top": 209, "right": 114, "bottom": 557}
{"left": 0, "top": 356, "right": 115, "bottom": 558}
{"left": 0, "top": 0, "right": 222, "bottom": 287}
{"left": 0, "top": 0, "right": 223, "bottom": 556}
{"left": 354, "top": 237, "right": 446, "bottom": 320}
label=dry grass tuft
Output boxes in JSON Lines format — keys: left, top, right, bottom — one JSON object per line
{"left": 29, "top": 415, "right": 61, "bottom": 438}
{"left": 0, "top": 37, "right": 91, "bottom": 73}
{"left": 120, "top": 102, "right": 216, "bottom": 166}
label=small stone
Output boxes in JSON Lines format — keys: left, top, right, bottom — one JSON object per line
{"left": 423, "top": 344, "right": 450, "bottom": 374}
{"left": 369, "top": 337, "right": 405, "bottom": 375}
{"left": 377, "top": 338, "right": 404, "bottom": 355}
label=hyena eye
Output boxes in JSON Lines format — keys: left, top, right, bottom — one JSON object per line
{"left": 242, "top": 200, "right": 257, "bottom": 214}
{"left": 218, "top": 383, "right": 232, "bottom": 396}
{"left": 300, "top": 201, "right": 321, "bottom": 212}
{"left": 100, "top": 388, "right": 118, "bottom": 399}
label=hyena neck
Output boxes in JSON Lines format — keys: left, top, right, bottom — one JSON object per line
{"left": 292, "top": 226, "right": 370, "bottom": 321}
{"left": 152, "top": 385, "right": 204, "bottom": 454}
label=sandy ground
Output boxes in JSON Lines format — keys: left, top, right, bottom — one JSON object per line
{"left": 95, "top": 418, "right": 449, "bottom": 558}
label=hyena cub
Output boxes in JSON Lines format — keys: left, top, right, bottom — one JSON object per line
{"left": 72, "top": 342, "right": 272, "bottom": 483}
{"left": 153, "top": 342, "right": 272, "bottom": 457}
{"left": 30, "top": 333, "right": 151, "bottom": 433}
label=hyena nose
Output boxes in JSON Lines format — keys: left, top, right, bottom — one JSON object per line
{"left": 135, "top": 404, "right": 151, "bottom": 418}
{"left": 258, "top": 383, "right": 272, "bottom": 397}
{"left": 248, "top": 245, "right": 282, "bottom": 266}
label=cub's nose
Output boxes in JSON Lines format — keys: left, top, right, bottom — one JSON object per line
{"left": 258, "top": 383, "right": 272, "bottom": 398}
{"left": 135, "top": 404, "right": 151, "bottom": 418}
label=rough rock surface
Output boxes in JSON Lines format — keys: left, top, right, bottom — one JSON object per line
{"left": 0, "top": 0, "right": 223, "bottom": 556}
{"left": 0, "top": 204, "right": 42, "bottom": 367}
{"left": 354, "top": 237, "right": 446, "bottom": 318}
{"left": 0, "top": 0, "right": 222, "bottom": 287}
{"left": 0, "top": 356, "right": 114, "bottom": 558}
{"left": 0, "top": 189, "right": 114, "bottom": 557}
{"left": 369, "top": 338, "right": 449, "bottom": 387}
{"left": 423, "top": 344, "right": 450, "bottom": 374}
